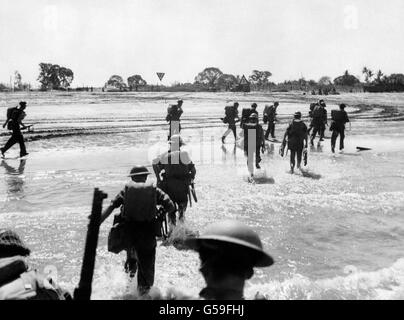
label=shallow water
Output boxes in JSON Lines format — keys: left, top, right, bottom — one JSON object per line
{"left": 0, "top": 92, "right": 403, "bottom": 300}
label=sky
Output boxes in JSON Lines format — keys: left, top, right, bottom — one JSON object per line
{"left": 1, "top": 0, "right": 404, "bottom": 87}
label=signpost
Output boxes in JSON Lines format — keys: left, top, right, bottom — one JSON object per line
{"left": 156, "top": 73, "right": 165, "bottom": 92}
{"left": 157, "top": 72, "right": 165, "bottom": 81}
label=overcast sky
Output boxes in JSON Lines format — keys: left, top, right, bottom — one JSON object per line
{"left": 1, "top": 0, "right": 404, "bottom": 87}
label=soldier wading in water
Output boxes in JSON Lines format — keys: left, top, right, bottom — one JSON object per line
{"left": 282, "top": 112, "right": 308, "bottom": 174}
{"left": 101, "top": 166, "right": 175, "bottom": 295}
{"left": 243, "top": 113, "right": 265, "bottom": 178}
{"left": 166, "top": 100, "right": 183, "bottom": 140}
{"left": 152, "top": 134, "right": 196, "bottom": 229}
{"left": 1, "top": 101, "right": 29, "bottom": 158}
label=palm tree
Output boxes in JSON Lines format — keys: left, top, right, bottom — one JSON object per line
{"left": 362, "top": 67, "right": 374, "bottom": 83}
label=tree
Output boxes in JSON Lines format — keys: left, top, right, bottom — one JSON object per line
{"left": 194, "top": 67, "right": 223, "bottom": 88}
{"left": 318, "top": 76, "right": 332, "bottom": 87}
{"left": 333, "top": 70, "right": 360, "bottom": 86}
{"left": 375, "top": 70, "right": 384, "bottom": 84}
{"left": 14, "top": 71, "right": 22, "bottom": 90}
{"left": 248, "top": 70, "right": 272, "bottom": 90}
{"left": 105, "top": 75, "right": 127, "bottom": 91}
{"left": 58, "top": 67, "right": 74, "bottom": 89}
{"left": 216, "top": 74, "right": 238, "bottom": 91}
{"left": 384, "top": 74, "right": 404, "bottom": 85}
{"left": 37, "top": 63, "right": 74, "bottom": 90}
{"left": 308, "top": 80, "right": 317, "bottom": 87}
{"left": 362, "top": 67, "right": 374, "bottom": 83}
{"left": 127, "top": 75, "right": 147, "bottom": 91}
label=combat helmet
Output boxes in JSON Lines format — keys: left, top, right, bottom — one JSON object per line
{"left": 185, "top": 220, "right": 274, "bottom": 267}
{"left": 0, "top": 229, "right": 31, "bottom": 257}
{"left": 128, "top": 165, "right": 151, "bottom": 177}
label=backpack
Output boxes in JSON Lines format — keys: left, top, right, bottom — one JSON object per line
{"left": 166, "top": 105, "right": 182, "bottom": 122}
{"left": 6, "top": 107, "right": 17, "bottom": 121}
{"left": 122, "top": 181, "right": 157, "bottom": 222}
{"left": 225, "top": 106, "right": 234, "bottom": 117}
{"left": 309, "top": 103, "right": 318, "bottom": 117}
{"left": 263, "top": 106, "right": 275, "bottom": 123}
{"left": 331, "top": 110, "right": 345, "bottom": 122}
{"left": 241, "top": 108, "right": 252, "bottom": 127}
{"left": 288, "top": 121, "right": 306, "bottom": 139}
{"left": 312, "top": 105, "right": 323, "bottom": 119}
{"left": 222, "top": 106, "right": 231, "bottom": 123}
{"left": 263, "top": 106, "right": 270, "bottom": 123}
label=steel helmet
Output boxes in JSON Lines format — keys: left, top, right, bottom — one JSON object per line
{"left": 184, "top": 220, "right": 274, "bottom": 267}
{"left": 128, "top": 165, "right": 151, "bottom": 177}
{"left": 0, "top": 229, "right": 31, "bottom": 257}
{"left": 249, "top": 113, "right": 258, "bottom": 119}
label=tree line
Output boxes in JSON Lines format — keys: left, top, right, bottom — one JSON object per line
{"left": 1, "top": 63, "right": 404, "bottom": 93}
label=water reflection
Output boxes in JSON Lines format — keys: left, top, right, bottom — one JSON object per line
{"left": 221, "top": 144, "right": 237, "bottom": 162}
{"left": 1, "top": 159, "right": 26, "bottom": 197}
{"left": 264, "top": 143, "right": 276, "bottom": 157}
{"left": 310, "top": 142, "right": 324, "bottom": 153}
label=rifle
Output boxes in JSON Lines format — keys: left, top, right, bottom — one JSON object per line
{"left": 188, "top": 188, "right": 192, "bottom": 208}
{"left": 156, "top": 206, "right": 169, "bottom": 240}
{"left": 74, "top": 188, "right": 108, "bottom": 300}
{"left": 303, "top": 148, "right": 308, "bottom": 166}
{"left": 190, "top": 181, "right": 197, "bottom": 203}
{"left": 279, "top": 139, "right": 287, "bottom": 157}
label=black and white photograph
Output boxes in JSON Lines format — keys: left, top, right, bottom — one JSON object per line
{"left": 1, "top": 0, "right": 404, "bottom": 307}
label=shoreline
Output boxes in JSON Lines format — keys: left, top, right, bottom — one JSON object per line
{"left": 1, "top": 91, "right": 404, "bottom": 108}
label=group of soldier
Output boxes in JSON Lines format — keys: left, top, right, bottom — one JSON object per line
{"left": 0, "top": 97, "right": 351, "bottom": 300}
{"left": 221, "top": 98, "right": 350, "bottom": 174}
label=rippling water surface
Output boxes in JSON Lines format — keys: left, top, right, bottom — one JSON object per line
{"left": 0, "top": 92, "right": 403, "bottom": 299}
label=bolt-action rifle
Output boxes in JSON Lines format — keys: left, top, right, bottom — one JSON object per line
{"left": 74, "top": 188, "right": 108, "bottom": 300}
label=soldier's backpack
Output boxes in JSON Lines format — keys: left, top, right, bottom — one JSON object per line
{"left": 263, "top": 106, "right": 270, "bottom": 124}
{"left": 6, "top": 107, "right": 19, "bottom": 120}
{"left": 263, "top": 105, "right": 275, "bottom": 124}
{"left": 309, "top": 103, "right": 318, "bottom": 117}
{"left": 241, "top": 108, "right": 252, "bottom": 127}
{"left": 5, "top": 107, "right": 18, "bottom": 130}
{"left": 122, "top": 181, "right": 157, "bottom": 222}
{"left": 223, "top": 106, "right": 237, "bottom": 123}
{"left": 166, "top": 104, "right": 182, "bottom": 122}
{"left": 331, "top": 110, "right": 345, "bottom": 122}
{"left": 312, "top": 105, "right": 323, "bottom": 119}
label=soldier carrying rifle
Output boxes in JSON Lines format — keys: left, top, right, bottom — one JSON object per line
{"left": 281, "top": 112, "right": 308, "bottom": 174}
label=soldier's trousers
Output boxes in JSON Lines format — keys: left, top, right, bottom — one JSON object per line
{"left": 331, "top": 128, "right": 345, "bottom": 150}
{"left": 311, "top": 125, "right": 325, "bottom": 142}
{"left": 222, "top": 124, "right": 237, "bottom": 140}
{"left": 290, "top": 147, "right": 303, "bottom": 169}
{"left": 265, "top": 122, "right": 275, "bottom": 139}
{"left": 2, "top": 128, "right": 27, "bottom": 156}
{"left": 125, "top": 223, "right": 157, "bottom": 294}
{"left": 168, "top": 201, "right": 187, "bottom": 225}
